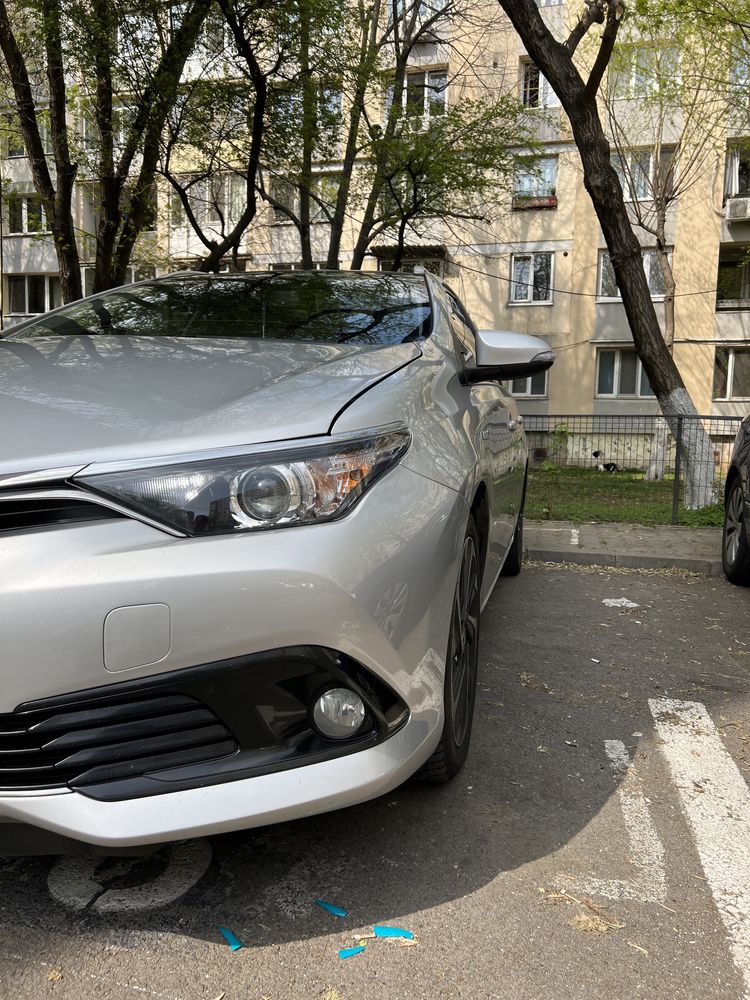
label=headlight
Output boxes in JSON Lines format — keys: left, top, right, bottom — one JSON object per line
{"left": 76, "top": 428, "right": 411, "bottom": 536}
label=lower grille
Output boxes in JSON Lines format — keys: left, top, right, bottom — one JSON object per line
{"left": 2, "top": 647, "right": 407, "bottom": 801}
{"left": 0, "top": 692, "right": 237, "bottom": 790}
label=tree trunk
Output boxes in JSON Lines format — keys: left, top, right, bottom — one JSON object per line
{"left": 326, "top": 1, "right": 381, "bottom": 269}
{"left": 567, "top": 103, "right": 715, "bottom": 507}
{"left": 298, "top": 9, "right": 314, "bottom": 270}
{"left": 496, "top": 0, "right": 715, "bottom": 507}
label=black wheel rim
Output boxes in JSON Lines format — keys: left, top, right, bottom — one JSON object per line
{"left": 448, "top": 534, "right": 479, "bottom": 749}
{"left": 725, "top": 484, "right": 744, "bottom": 567}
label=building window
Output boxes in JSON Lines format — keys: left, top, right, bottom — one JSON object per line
{"left": 597, "top": 249, "right": 668, "bottom": 300}
{"left": 714, "top": 347, "right": 750, "bottom": 399}
{"left": 611, "top": 149, "right": 651, "bottom": 201}
{"left": 520, "top": 60, "right": 559, "bottom": 108}
{"left": 510, "top": 370, "right": 548, "bottom": 396}
{"left": 510, "top": 252, "right": 553, "bottom": 304}
{"left": 81, "top": 265, "right": 155, "bottom": 298}
{"left": 386, "top": 70, "right": 448, "bottom": 125}
{"left": 7, "top": 274, "right": 61, "bottom": 315}
{"left": 513, "top": 156, "right": 557, "bottom": 197}
{"left": 610, "top": 147, "right": 675, "bottom": 203}
{"left": 378, "top": 257, "right": 445, "bottom": 277}
{"left": 268, "top": 173, "right": 339, "bottom": 223}
{"left": 7, "top": 195, "right": 47, "bottom": 234}
{"left": 596, "top": 348, "right": 655, "bottom": 397}
{"left": 723, "top": 144, "right": 750, "bottom": 202}
{"left": 717, "top": 252, "right": 750, "bottom": 308}
{"left": 608, "top": 45, "right": 679, "bottom": 99}
{"left": 206, "top": 173, "right": 245, "bottom": 228}
{"left": 512, "top": 156, "right": 558, "bottom": 208}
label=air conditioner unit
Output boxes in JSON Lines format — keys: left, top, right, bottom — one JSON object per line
{"left": 726, "top": 195, "right": 750, "bottom": 221}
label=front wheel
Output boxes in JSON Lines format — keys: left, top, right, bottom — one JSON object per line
{"left": 723, "top": 479, "right": 750, "bottom": 585}
{"left": 419, "top": 517, "right": 481, "bottom": 783}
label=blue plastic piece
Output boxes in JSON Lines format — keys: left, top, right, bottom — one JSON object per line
{"left": 315, "top": 898, "right": 348, "bottom": 918}
{"left": 339, "top": 945, "right": 366, "bottom": 959}
{"left": 219, "top": 926, "right": 243, "bottom": 951}
{"left": 373, "top": 925, "right": 414, "bottom": 940}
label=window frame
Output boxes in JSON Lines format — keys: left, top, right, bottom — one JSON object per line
{"left": 385, "top": 68, "right": 448, "bottom": 126}
{"left": 520, "top": 59, "right": 560, "bottom": 109}
{"left": 6, "top": 274, "right": 61, "bottom": 316}
{"left": 509, "top": 251, "right": 554, "bottom": 305}
{"left": 6, "top": 194, "right": 48, "bottom": 235}
{"left": 81, "top": 265, "right": 156, "bottom": 299}
{"left": 597, "top": 248, "right": 670, "bottom": 302}
{"left": 512, "top": 155, "right": 558, "bottom": 198}
{"left": 509, "top": 370, "right": 549, "bottom": 397}
{"left": 713, "top": 346, "right": 750, "bottom": 400}
{"left": 595, "top": 347, "right": 655, "bottom": 399}
{"left": 268, "top": 172, "right": 340, "bottom": 225}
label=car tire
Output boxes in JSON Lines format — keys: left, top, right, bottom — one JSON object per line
{"left": 723, "top": 478, "right": 750, "bottom": 585}
{"left": 419, "top": 516, "right": 481, "bottom": 783}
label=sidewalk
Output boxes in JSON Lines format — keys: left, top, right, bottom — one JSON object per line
{"left": 525, "top": 520, "right": 724, "bottom": 576}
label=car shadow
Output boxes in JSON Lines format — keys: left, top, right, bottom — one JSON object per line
{"left": 1, "top": 565, "right": 748, "bottom": 953}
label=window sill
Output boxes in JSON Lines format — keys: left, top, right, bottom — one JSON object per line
{"left": 508, "top": 299, "right": 554, "bottom": 307}
{"left": 716, "top": 300, "right": 750, "bottom": 311}
{"left": 596, "top": 296, "right": 665, "bottom": 304}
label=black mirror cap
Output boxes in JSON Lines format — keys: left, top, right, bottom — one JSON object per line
{"left": 461, "top": 351, "right": 555, "bottom": 385}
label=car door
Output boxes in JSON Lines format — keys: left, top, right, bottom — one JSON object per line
{"left": 445, "top": 291, "right": 519, "bottom": 582}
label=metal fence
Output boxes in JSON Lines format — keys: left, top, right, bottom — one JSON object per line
{"left": 523, "top": 414, "right": 743, "bottom": 525}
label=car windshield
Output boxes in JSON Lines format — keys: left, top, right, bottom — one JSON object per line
{"left": 3, "top": 271, "right": 432, "bottom": 346}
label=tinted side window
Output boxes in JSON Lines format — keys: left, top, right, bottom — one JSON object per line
{"left": 446, "top": 294, "right": 476, "bottom": 362}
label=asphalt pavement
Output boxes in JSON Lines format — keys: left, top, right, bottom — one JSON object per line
{"left": 0, "top": 562, "right": 749, "bottom": 1000}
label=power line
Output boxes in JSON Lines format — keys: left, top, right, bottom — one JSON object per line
{"left": 452, "top": 257, "right": 721, "bottom": 301}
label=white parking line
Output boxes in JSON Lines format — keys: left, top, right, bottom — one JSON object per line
{"left": 650, "top": 697, "right": 750, "bottom": 997}
{"left": 570, "top": 739, "right": 666, "bottom": 902}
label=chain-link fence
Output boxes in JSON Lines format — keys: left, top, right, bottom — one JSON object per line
{"left": 523, "top": 414, "right": 743, "bottom": 525}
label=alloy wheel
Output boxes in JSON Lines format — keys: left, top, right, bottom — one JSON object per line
{"left": 724, "top": 483, "right": 745, "bottom": 567}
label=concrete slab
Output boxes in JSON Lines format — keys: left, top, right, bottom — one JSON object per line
{"left": 525, "top": 520, "right": 724, "bottom": 575}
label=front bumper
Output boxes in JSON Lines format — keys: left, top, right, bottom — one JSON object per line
{"left": 0, "top": 712, "right": 435, "bottom": 847}
{"left": 0, "top": 465, "right": 464, "bottom": 846}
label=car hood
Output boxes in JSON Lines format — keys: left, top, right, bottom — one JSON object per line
{"left": 0, "top": 335, "right": 420, "bottom": 478}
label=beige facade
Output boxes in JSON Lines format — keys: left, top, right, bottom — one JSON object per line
{"left": 1, "top": 3, "right": 747, "bottom": 422}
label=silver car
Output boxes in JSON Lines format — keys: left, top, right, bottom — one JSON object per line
{"left": 0, "top": 270, "right": 553, "bottom": 852}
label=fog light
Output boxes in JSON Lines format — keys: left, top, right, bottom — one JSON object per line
{"left": 313, "top": 687, "right": 366, "bottom": 740}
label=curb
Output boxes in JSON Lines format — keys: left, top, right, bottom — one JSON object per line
{"left": 525, "top": 546, "right": 724, "bottom": 577}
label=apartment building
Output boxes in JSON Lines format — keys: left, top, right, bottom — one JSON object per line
{"left": 1, "top": 1, "right": 746, "bottom": 422}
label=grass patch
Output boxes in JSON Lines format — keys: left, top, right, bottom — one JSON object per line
{"left": 525, "top": 466, "right": 724, "bottom": 527}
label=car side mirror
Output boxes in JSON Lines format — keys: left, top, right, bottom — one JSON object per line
{"left": 462, "top": 329, "right": 555, "bottom": 385}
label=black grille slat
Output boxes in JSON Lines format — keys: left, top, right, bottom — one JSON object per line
{"left": 56, "top": 723, "right": 229, "bottom": 769}
{"left": 0, "top": 690, "right": 238, "bottom": 791}
{"left": 40, "top": 708, "right": 217, "bottom": 751}
{"left": 0, "top": 495, "right": 123, "bottom": 533}
{"left": 27, "top": 694, "right": 200, "bottom": 735}
{"left": 68, "top": 739, "right": 238, "bottom": 787}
